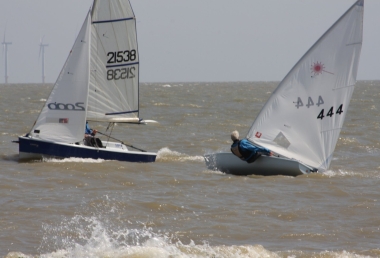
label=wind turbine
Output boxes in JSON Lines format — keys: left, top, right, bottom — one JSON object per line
{"left": 2, "top": 30, "right": 12, "bottom": 84}
{"left": 39, "top": 36, "right": 49, "bottom": 84}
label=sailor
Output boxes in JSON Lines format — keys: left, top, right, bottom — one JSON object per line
{"left": 230, "top": 130, "right": 273, "bottom": 163}
{"left": 84, "top": 121, "right": 102, "bottom": 147}
{"left": 85, "top": 121, "right": 98, "bottom": 136}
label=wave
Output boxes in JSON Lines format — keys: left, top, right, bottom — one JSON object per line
{"left": 5, "top": 213, "right": 378, "bottom": 258}
{"left": 161, "top": 84, "right": 184, "bottom": 87}
{"left": 319, "top": 169, "right": 380, "bottom": 179}
{"left": 42, "top": 157, "right": 105, "bottom": 163}
{"left": 5, "top": 193, "right": 379, "bottom": 258}
{"left": 6, "top": 248, "right": 378, "bottom": 258}
{"left": 156, "top": 147, "right": 204, "bottom": 162}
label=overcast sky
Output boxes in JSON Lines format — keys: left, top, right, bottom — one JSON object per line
{"left": 0, "top": 0, "right": 378, "bottom": 83}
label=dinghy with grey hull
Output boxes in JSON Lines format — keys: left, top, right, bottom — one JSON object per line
{"left": 205, "top": 0, "right": 364, "bottom": 176}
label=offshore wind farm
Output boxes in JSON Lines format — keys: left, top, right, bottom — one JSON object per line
{"left": 1, "top": 31, "right": 50, "bottom": 84}
{"left": 1, "top": 31, "right": 12, "bottom": 84}
{"left": 39, "top": 36, "right": 48, "bottom": 84}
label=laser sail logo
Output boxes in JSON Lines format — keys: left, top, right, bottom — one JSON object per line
{"left": 311, "top": 61, "right": 334, "bottom": 76}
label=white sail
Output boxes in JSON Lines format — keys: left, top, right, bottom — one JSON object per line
{"left": 87, "top": 0, "right": 140, "bottom": 123}
{"left": 246, "top": 0, "right": 364, "bottom": 171}
{"left": 30, "top": 12, "right": 91, "bottom": 143}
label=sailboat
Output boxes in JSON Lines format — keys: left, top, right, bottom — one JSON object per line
{"left": 18, "top": 0, "right": 157, "bottom": 162}
{"left": 205, "top": 0, "right": 364, "bottom": 176}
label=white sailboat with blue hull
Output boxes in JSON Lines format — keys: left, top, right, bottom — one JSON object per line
{"left": 18, "top": 0, "right": 157, "bottom": 162}
{"left": 205, "top": 0, "right": 364, "bottom": 176}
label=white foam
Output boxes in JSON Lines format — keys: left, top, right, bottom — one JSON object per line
{"left": 43, "top": 157, "right": 105, "bottom": 163}
{"left": 8, "top": 213, "right": 375, "bottom": 258}
{"left": 36, "top": 215, "right": 283, "bottom": 258}
{"left": 322, "top": 169, "right": 378, "bottom": 178}
{"left": 157, "top": 147, "right": 204, "bottom": 162}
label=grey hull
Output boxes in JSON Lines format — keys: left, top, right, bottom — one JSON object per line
{"left": 204, "top": 152, "right": 316, "bottom": 177}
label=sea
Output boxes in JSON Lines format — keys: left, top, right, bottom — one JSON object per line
{"left": 0, "top": 81, "right": 380, "bottom": 258}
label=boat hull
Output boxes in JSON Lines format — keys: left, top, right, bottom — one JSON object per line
{"left": 204, "top": 152, "right": 316, "bottom": 176}
{"left": 18, "top": 136, "right": 156, "bottom": 163}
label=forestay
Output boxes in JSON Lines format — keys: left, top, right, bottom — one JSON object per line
{"left": 88, "top": 0, "right": 140, "bottom": 123}
{"left": 246, "top": 0, "right": 364, "bottom": 171}
{"left": 30, "top": 12, "right": 91, "bottom": 143}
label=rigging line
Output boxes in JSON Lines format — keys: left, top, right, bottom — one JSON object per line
{"left": 106, "top": 122, "right": 114, "bottom": 145}
{"left": 106, "top": 122, "right": 111, "bottom": 132}
{"left": 97, "top": 131, "right": 147, "bottom": 152}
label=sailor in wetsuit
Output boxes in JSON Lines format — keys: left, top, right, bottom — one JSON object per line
{"left": 84, "top": 121, "right": 103, "bottom": 147}
{"left": 230, "top": 130, "right": 273, "bottom": 163}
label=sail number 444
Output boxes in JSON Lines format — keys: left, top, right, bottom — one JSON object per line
{"left": 294, "top": 96, "right": 343, "bottom": 120}
{"left": 317, "top": 105, "right": 343, "bottom": 120}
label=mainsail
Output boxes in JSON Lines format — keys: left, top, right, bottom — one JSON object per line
{"left": 88, "top": 0, "right": 140, "bottom": 123}
{"left": 246, "top": 0, "right": 364, "bottom": 171}
{"left": 30, "top": 12, "right": 91, "bottom": 143}
{"left": 30, "top": 0, "right": 141, "bottom": 144}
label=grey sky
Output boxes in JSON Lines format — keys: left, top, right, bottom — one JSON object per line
{"left": 0, "top": 0, "right": 378, "bottom": 83}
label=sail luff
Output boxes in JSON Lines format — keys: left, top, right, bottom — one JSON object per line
{"left": 246, "top": 0, "right": 364, "bottom": 171}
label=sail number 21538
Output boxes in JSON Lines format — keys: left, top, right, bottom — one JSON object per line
{"left": 107, "top": 50, "right": 137, "bottom": 63}
{"left": 107, "top": 67, "right": 135, "bottom": 81}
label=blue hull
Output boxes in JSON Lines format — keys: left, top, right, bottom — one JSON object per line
{"left": 19, "top": 137, "right": 156, "bottom": 163}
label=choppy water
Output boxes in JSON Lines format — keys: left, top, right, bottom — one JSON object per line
{"left": 1, "top": 81, "right": 380, "bottom": 257}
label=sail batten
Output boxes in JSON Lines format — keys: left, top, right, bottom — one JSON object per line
{"left": 333, "top": 84, "right": 356, "bottom": 91}
{"left": 92, "top": 17, "right": 134, "bottom": 24}
{"left": 105, "top": 110, "right": 138, "bottom": 115}
{"left": 106, "top": 62, "right": 139, "bottom": 68}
